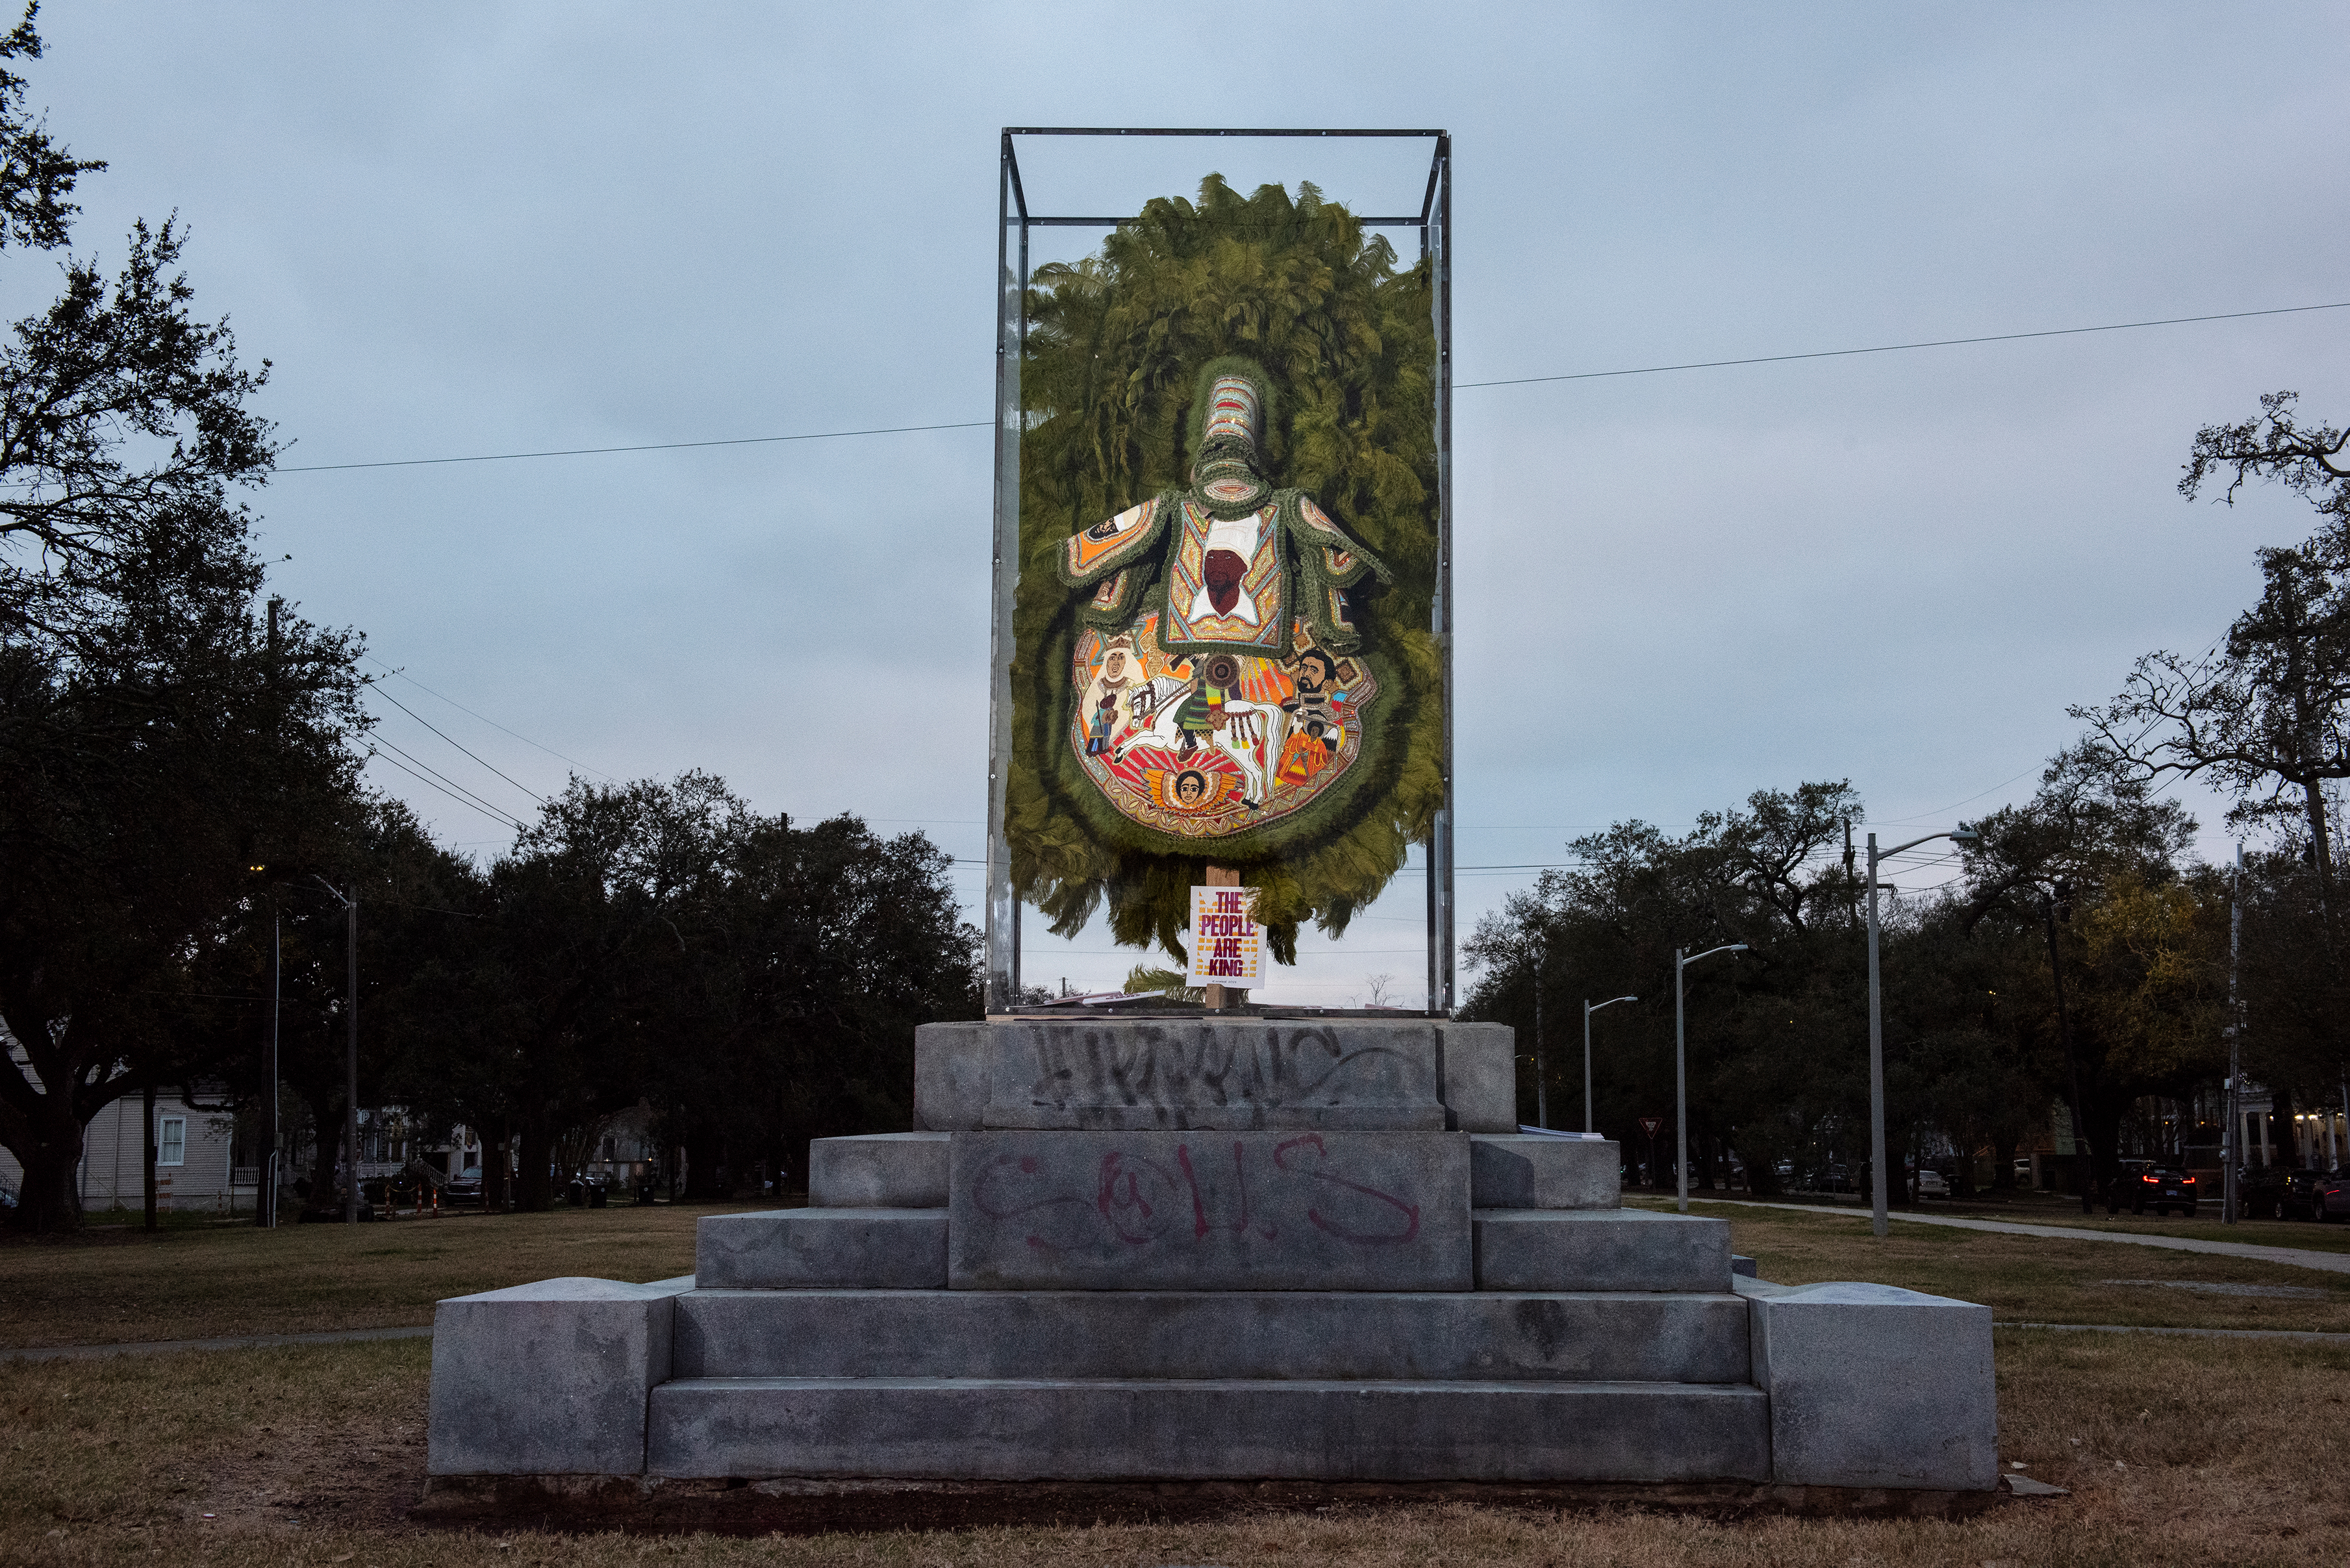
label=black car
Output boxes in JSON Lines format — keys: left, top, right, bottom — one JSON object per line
{"left": 2130, "top": 1167, "right": 2198, "bottom": 1217}
{"left": 2281, "top": 1169, "right": 2341, "bottom": 1221}
{"left": 2238, "top": 1164, "right": 2292, "bottom": 1220}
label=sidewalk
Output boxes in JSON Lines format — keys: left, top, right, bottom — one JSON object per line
{"left": 1689, "top": 1198, "right": 2350, "bottom": 1277}
{"left": 2000, "top": 1322, "right": 2350, "bottom": 1342}
{"left": 1, "top": 1324, "right": 433, "bottom": 1363}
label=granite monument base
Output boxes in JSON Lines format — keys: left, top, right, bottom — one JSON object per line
{"left": 427, "top": 1018, "right": 1998, "bottom": 1493}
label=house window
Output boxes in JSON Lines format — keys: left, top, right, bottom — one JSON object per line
{"left": 158, "top": 1116, "right": 186, "bottom": 1167}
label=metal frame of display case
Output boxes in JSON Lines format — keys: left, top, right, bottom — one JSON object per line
{"left": 985, "top": 127, "right": 1453, "bottom": 1017}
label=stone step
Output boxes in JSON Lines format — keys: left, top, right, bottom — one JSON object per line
{"left": 673, "top": 1287, "right": 1750, "bottom": 1384}
{"left": 697, "top": 1209, "right": 945, "bottom": 1289}
{"left": 647, "top": 1375, "right": 1770, "bottom": 1482}
{"left": 1473, "top": 1208, "right": 1730, "bottom": 1292}
{"left": 1468, "top": 1134, "right": 1619, "bottom": 1208}
{"left": 805, "top": 1132, "right": 1614, "bottom": 1214}
{"left": 809, "top": 1133, "right": 948, "bottom": 1209}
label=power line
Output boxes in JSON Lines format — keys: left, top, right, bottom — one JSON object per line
{"left": 1455, "top": 301, "right": 2350, "bottom": 390}
{"left": 366, "top": 681, "right": 549, "bottom": 807}
{"left": 281, "top": 419, "right": 991, "bottom": 474}
{"left": 367, "top": 748, "right": 527, "bottom": 833}
{"left": 268, "top": 302, "right": 2349, "bottom": 474}
{"left": 370, "top": 658, "right": 617, "bottom": 781}
{"left": 366, "top": 747, "right": 529, "bottom": 832}
{"left": 372, "top": 732, "right": 520, "bottom": 820}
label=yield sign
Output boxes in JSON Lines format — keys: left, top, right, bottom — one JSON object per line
{"left": 1637, "top": 1115, "right": 1663, "bottom": 1139}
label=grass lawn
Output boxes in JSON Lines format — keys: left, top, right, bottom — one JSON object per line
{"left": 1624, "top": 1195, "right": 2350, "bottom": 1332}
{"left": 6, "top": 1193, "right": 2349, "bottom": 1563}
{"left": 0, "top": 1202, "right": 763, "bottom": 1349}
{"left": 3, "top": 1331, "right": 2344, "bottom": 1566}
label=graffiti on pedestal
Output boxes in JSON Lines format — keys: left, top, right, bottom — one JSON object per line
{"left": 1015, "top": 1027, "right": 1432, "bottom": 1120}
{"left": 972, "top": 1133, "right": 1421, "bottom": 1255}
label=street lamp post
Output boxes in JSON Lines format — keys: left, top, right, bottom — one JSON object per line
{"left": 1534, "top": 948, "right": 1547, "bottom": 1130}
{"left": 1584, "top": 994, "right": 1637, "bottom": 1136}
{"left": 1675, "top": 944, "right": 1746, "bottom": 1214}
{"left": 1865, "top": 825, "right": 1980, "bottom": 1239}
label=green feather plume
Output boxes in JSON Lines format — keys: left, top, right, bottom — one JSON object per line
{"left": 1007, "top": 175, "right": 1441, "bottom": 966}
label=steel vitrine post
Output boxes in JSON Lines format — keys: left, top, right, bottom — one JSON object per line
{"left": 1428, "top": 134, "right": 1454, "bottom": 1017}
{"left": 983, "top": 128, "right": 1450, "bottom": 1014}
{"left": 983, "top": 132, "right": 1024, "bottom": 1013}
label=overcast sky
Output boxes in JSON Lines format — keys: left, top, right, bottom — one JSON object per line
{"left": 21, "top": 3, "right": 2349, "bottom": 1005}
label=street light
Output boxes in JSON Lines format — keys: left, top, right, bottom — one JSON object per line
{"left": 1583, "top": 994, "right": 1637, "bottom": 1135}
{"left": 1675, "top": 944, "right": 1747, "bottom": 1214}
{"left": 1865, "top": 824, "right": 1980, "bottom": 1239}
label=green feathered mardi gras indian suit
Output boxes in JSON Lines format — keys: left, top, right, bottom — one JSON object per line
{"left": 1007, "top": 178, "right": 1440, "bottom": 964}
{"left": 1052, "top": 357, "right": 1396, "bottom": 855}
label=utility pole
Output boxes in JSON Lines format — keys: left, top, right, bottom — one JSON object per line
{"left": 345, "top": 892, "right": 359, "bottom": 1224}
{"left": 264, "top": 911, "right": 280, "bottom": 1228}
{"left": 314, "top": 876, "right": 359, "bottom": 1224}
{"left": 2041, "top": 889, "right": 2095, "bottom": 1215}
{"left": 258, "top": 596, "right": 283, "bottom": 1230}
{"left": 2225, "top": 844, "right": 2243, "bottom": 1225}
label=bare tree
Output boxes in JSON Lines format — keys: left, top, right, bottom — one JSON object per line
{"left": 2180, "top": 391, "right": 2348, "bottom": 527}
{"left": 2075, "top": 396, "right": 2350, "bottom": 905}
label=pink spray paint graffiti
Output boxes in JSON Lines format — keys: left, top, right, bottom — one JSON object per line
{"left": 978, "top": 1136, "right": 1417, "bottom": 1254}
{"left": 1274, "top": 1133, "right": 1421, "bottom": 1245}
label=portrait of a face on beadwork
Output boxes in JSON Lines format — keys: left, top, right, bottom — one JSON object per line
{"left": 1007, "top": 177, "right": 1440, "bottom": 965}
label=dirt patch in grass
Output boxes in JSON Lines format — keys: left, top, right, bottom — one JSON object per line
{"left": 4, "top": 1331, "right": 2347, "bottom": 1566}
{"left": 0, "top": 1202, "right": 763, "bottom": 1349}
{"left": 1631, "top": 1195, "right": 2350, "bottom": 1332}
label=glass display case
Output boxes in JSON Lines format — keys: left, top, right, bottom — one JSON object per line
{"left": 984, "top": 127, "right": 1453, "bottom": 1017}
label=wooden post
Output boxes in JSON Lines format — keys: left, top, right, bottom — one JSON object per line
{"left": 1204, "top": 865, "right": 1241, "bottom": 1011}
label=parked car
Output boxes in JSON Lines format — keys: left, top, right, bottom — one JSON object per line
{"left": 2238, "top": 1164, "right": 2292, "bottom": 1220}
{"left": 2280, "top": 1169, "right": 2340, "bottom": 1221}
{"left": 2130, "top": 1167, "right": 2198, "bottom": 1217}
{"left": 1915, "top": 1169, "right": 1949, "bottom": 1198}
{"left": 2319, "top": 1172, "right": 2350, "bottom": 1224}
{"left": 444, "top": 1174, "right": 483, "bottom": 1207}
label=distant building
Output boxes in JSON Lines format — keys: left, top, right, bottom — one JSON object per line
{"left": 0, "top": 1038, "right": 240, "bottom": 1214}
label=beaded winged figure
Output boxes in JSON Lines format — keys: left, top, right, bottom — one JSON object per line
{"left": 1053, "top": 358, "right": 1392, "bottom": 850}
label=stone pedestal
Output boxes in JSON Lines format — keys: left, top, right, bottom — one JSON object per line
{"left": 427, "top": 1018, "right": 1998, "bottom": 1493}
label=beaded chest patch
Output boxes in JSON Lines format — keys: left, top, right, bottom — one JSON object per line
{"left": 1070, "top": 611, "right": 1378, "bottom": 839}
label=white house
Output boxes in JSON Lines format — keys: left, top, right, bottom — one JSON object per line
{"left": 1, "top": 1037, "right": 238, "bottom": 1215}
